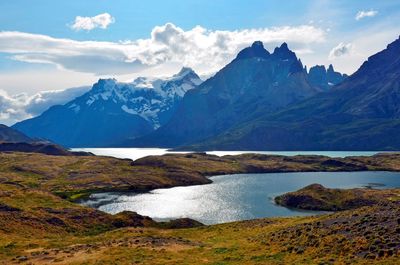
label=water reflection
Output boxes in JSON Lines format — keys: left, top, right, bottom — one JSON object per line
{"left": 81, "top": 171, "right": 400, "bottom": 225}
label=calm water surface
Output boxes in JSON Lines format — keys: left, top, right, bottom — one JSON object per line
{"left": 72, "top": 147, "right": 385, "bottom": 161}
{"left": 81, "top": 171, "right": 400, "bottom": 225}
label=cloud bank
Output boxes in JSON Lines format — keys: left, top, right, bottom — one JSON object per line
{"left": 329, "top": 42, "right": 353, "bottom": 60}
{"left": 355, "top": 10, "right": 378, "bottom": 21}
{"left": 0, "top": 23, "right": 326, "bottom": 76}
{"left": 70, "top": 13, "right": 115, "bottom": 31}
{"left": 0, "top": 86, "right": 90, "bottom": 125}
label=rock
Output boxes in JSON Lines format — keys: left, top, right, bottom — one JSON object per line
{"left": 275, "top": 184, "right": 394, "bottom": 211}
{"left": 157, "top": 218, "right": 204, "bottom": 229}
{"left": 0, "top": 203, "right": 21, "bottom": 212}
{"left": 16, "top": 256, "right": 28, "bottom": 262}
{"left": 112, "top": 211, "right": 156, "bottom": 228}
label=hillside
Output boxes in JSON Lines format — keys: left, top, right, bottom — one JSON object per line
{"left": 0, "top": 142, "right": 92, "bottom": 156}
{"left": 0, "top": 124, "right": 33, "bottom": 143}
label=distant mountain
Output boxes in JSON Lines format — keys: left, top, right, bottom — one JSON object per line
{"left": 130, "top": 41, "right": 320, "bottom": 147}
{"left": 185, "top": 36, "right": 400, "bottom": 151}
{"left": 0, "top": 123, "right": 92, "bottom": 156}
{"left": 0, "top": 124, "right": 33, "bottom": 143}
{"left": 13, "top": 68, "right": 202, "bottom": 147}
{"left": 307, "top": 64, "right": 348, "bottom": 91}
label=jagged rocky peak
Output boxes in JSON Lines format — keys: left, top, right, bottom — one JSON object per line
{"left": 309, "top": 64, "right": 341, "bottom": 75}
{"left": 96, "top": 78, "right": 118, "bottom": 86}
{"left": 252, "top": 40, "right": 265, "bottom": 49}
{"left": 327, "top": 64, "right": 335, "bottom": 73}
{"left": 276, "top": 42, "right": 289, "bottom": 52}
{"left": 308, "top": 64, "right": 347, "bottom": 90}
{"left": 175, "top": 67, "right": 196, "bottom": 77}
{"left": 272, "top": 42, "right": 297, "bottom": 61}
{"left": 235, "top": 41, "right": 302, "bottom": 74}
{"left": 170, "top": 67, "right": 202, "bottom": 84}
{"left": 309, "top": 65, "right": 327, "bottom": 75}
{"left": 91, "top": 78, "right": 118, "bottom": 92}
{"left": 236, "top": 41, "right": 270, "bottom": 60}
{"left": 273, "top": 42, "right": 303, "bottom": 73}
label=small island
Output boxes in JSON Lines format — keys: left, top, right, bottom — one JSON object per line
{"left": 274, "top": 183, "right": 400, "bottom": 211}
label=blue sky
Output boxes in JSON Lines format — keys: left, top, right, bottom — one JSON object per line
{"left": 0, "top": 1, "right": 315, "bottom": 40}
{"left": 0, "top": 0, "right": 399, "bottom": 125}
{"left": 1, "top": 0, "right": 398, "bottom": 41}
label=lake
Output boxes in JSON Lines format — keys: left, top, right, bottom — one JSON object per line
{"left": 81, "top": 171, "right": 400, "bottom": 225}
{"left": 71, "top": 147, "right": 384, "bottom": 161}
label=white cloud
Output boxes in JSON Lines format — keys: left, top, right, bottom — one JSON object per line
{"left": 329, "top": 42, "right": 353, "bottom": 60}
{"left": 355, "top": 10, "right": 378, "bottom": 21}
{"left": 0, "top": 90, "right": 25, "bottom": 125}
{"left": 0, "top": 23, "right": 326, "bottom": 76}
{"left": 0, "top": 86, "right": 90, "bottom": 125}
{"left": 70, "top": 13, "right": 115, "bottom": 31}
{"left": 24, "top": 86, "right": 90, "bottom": 115}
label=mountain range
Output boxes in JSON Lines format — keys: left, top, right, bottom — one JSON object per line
{"left": 13, "top": 68, "right": 202, "bottom": 147}
{"left": 11, "top": 37, "right": 400, "bottom": 151}
{"left": 127, "top": 41, "right": 347, "bottom": 148}
{"left": 177, "top": 36, "right": 400, "bottom": 150}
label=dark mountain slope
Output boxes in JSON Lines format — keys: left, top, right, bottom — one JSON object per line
{"left": 0, "top": 124, "right": 33, "bottom": 143}
{"left": 186, "top": 36, "right": 400, "bottom": 151}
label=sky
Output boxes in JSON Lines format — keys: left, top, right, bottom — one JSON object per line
{"left": 0, "top": 0, "right": 399, "bottom": 124}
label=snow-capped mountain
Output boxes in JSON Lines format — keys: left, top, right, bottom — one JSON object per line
{"left": 13, "top": 67, "right": 202, "bottom": 147}
{"left": 72, "top": 67, "right": 201, "bottom": 129}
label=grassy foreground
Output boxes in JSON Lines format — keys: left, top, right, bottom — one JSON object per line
{"left": 1, "top": 152, "right": 400, "bottom": 264}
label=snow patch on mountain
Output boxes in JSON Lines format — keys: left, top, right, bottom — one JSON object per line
{"left": 121, "top": 105, "right": 138, "bottom": 115}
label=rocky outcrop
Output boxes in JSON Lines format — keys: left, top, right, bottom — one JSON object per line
{"left": 308, "top": 64, "right": 347, "bottom": 91}
{"left": 275, "top": 184, "right": 399, "bottom": 211}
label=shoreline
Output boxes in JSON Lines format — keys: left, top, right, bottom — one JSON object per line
{"left": 72, "top": 152, "right": 400, "bottom": 201}
{"left": 80, "top": 170, "right": 398, "bottom": 224}
{"left": 7, "top": 151, "right": 400, "bottom": 201}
